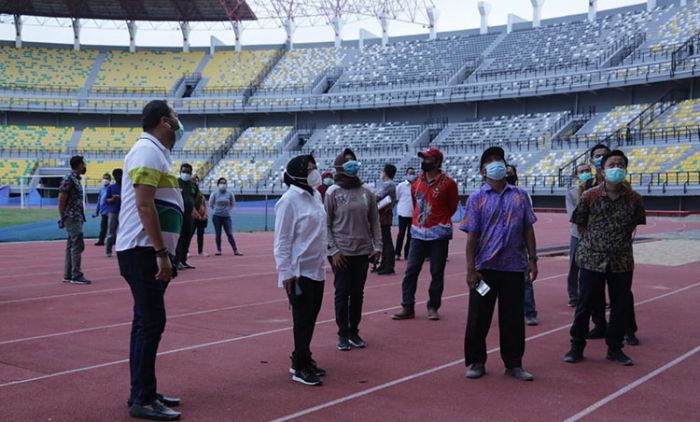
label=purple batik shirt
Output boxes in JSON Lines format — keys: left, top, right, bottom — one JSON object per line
{"left": 460, "top": 184, "right": 537, "bottom": 272}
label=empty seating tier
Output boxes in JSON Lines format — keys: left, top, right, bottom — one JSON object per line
{"left": 0, "top": 125, "right": 73, "bottom": 152}
{"left": 77, "top": 127, "right": 141, "bottom": 153}
{"left": 202, "top": 50, "right": 278, "bottom": 93}
{"left": 0, "top": 46, "right": 97, "bottom": 92}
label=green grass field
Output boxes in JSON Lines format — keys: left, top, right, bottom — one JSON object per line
{"left": 0, "top": 208, "right": 58, "bottom": 228}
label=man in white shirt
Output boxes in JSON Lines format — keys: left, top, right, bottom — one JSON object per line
{"left": 274, "top": 155, "right": 328, "bottom": 387}
{"left": 394, "top": 167, "right": 417, "bottom": 261}
{"left": 116, "top": 100, "right": 184, "bottom": 421}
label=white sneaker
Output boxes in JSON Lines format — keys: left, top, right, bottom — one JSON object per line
{"left": 198, "top": 252, "right": 210, "bottom": 257}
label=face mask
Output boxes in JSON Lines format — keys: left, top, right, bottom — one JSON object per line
{"left": 170, "top": 119, "right": 185, "bottom": 144}
{"left": 102, "top": 179, "right": 110, "bottom": 187}
{"left": 180, "top": 173, "right": 192, "bottom": 182}
{"left": 578, "top": 172, "right": 593, "bottom": 183}
{"left": 342, "top": 160, "right": 361, "bottom": 177}
{"left": 485, "top": 161, "right": 507, "bottom": 181}
{"left": 505, "top": 175, "right": 518, "bottom": 185}
{"left": 407, "top": 174, "right": 417, "bottom": 182}
{"left": 218, "top": 184, "right": 227, "bottom": 192}
{"left": 593, "top": 156, "right": 604, "bottom": 169}
{"left": 604, "top": 168, "right": 626, "bottom": 184}
{"left": 421, "top": 162, "right": 437, "bottom": 172}
{"left": 323, "top": 178, "right": 334, "bottom": 186}
{"left": 307, "top": 169, "right": 322, "bottom": 188}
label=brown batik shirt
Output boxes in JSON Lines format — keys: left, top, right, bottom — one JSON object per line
{"left": 571, "top": 183, "right": 646, "bottom": 273}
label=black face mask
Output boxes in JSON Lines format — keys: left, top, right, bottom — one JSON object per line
{"left": 421, "top": 162, "right": 437, "bottom": 172}
{"left": 506, "top": 175, "right": 518, "bottom": 185}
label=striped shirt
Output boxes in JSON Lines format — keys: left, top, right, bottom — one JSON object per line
{"left": 116, "top": 133, "right": 184, "bottom": 254}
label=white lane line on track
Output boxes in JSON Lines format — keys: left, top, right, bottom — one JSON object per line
{"left": 563, "top": 344, "right": 700, "bottom": 422}
{"left": 0, "top": 273, "right": 569, "bottom": 388}
{"left": 269, "top": 280, "right": 700, "bottom": 422}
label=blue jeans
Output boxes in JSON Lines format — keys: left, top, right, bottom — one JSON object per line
{"left": 212, "top": 215, "right": 238, "bottom": 253}
{"left": 400, "top": 238, "right": 450, "bottom": 310}
{"left": 523, "top": 273, "right": 537, "bottom": 318}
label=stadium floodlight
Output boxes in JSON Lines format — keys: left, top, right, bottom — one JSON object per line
{"left": 478, "top": 2, "right": 491, "bottom": 35}
{"left": 588, "top": 0, "right": 598, "bottom": 23}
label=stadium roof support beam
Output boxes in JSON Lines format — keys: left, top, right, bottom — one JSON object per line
{"left": 588, "top": 0, "right": 597, "bottom": 23}
{"left": 427, "top": 6, "right": 438, "bottom": 40}
{"left": 507, "top": 14, "right": 527, "bottom": 34}
{"left": 380, "top": 11, "right": 390, "bottom": 46}
{"left": 647, "top": 0, "right": 657, "bottom": 12}
{"left": 285, "top": 18, "right": 296, "bottom": 51}
{"left": 233, "top": 20, "right": 243, "bottom": 51}
{"left": 180, "top": 21, "right": 191, "bottom": 52}
{"left": 478, "top": 2, "right": 491, "bottom": 35}
{"left": 127, "top": 20, "right": 137, "bottom": 52}
{"left": 530, "top": 0, "right": 544, "bottom": 28}
{"left": 332, "top": 14, "right": 343, "bottom": 48}
{"left": 13, "top": 14, "right": 22, "bottom": 48}
{"left": 72, "top": 18, "right": 81, "bottom": 50}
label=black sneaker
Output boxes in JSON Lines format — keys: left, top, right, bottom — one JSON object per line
{"left": 63, "top": 276, "right": 72, "bottom": 283}
{"left": 129, "top": 400, "right": 181, "bottom": 421}
{"left": 567, "top": 300, "right": 577, "bottom": 308}
{"left": 348, "top": 334, "right": 366, "bottom": 348}
{"left": 70, "top": 275, "right": 91, "bottom": 285}
{"left": 289, "top": 359, "right": 326, "bottom": 377}
{"left": 564, "top": 347, "right": 584, "bottom": 363}
{"left": 182, "top": 263, "right": 196, "bottom": 269}
{"left": 588, "top": 327, "right": 606, "bottom": 339}
{"left": 606, "top": 349, "right": 634, "bottom": 366}
{"left": 624, "top": 334, "right": 640, "bottom": 346}
{"left": 337, "top": 337, "right": 351, "bottom": 351}
{"left": 292, "top": 367, "right": 322, "bottom": 386}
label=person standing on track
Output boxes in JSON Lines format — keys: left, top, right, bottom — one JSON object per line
{"left": 104, "top": 168, "right": 123, "bottom": 258}
{"left": 209, "top": 177, "right": 243, "bottom": 257}
{"left": 374, "top": 163, "right": 397, "bottom": 275}
{"left": 326, "top": 148, "right": 382, "bottom": 351}
{"left": 274, "top": 154, "right": 328, "bottom": 386}
{"left": 191, "top": 176, "right": 209, "bottom": 257}
{"left": 463, "top": 147, "right": 538, "bottom": 382}
{"left": 394, "top": 167, "right": 416, "bottom": 262}
{"left": 116, "top": 100, "right": 184, "bottom": 421}
{"left": 94, "top": 172, "right": 111, "bottom": 246}
{"left": 565, "top": 163, "right": 593, "bottom": 307}
{"left": 392, "top": 147, "right": 458, "bottom": 321}
{"left": 174, "top": 163, "right": 200, "bottom": 270}
{"left": 564, "top": 150, "right": 646, "bottom": 366}
{"left": 58, "top": 155, "right": 91, "bottom": 285}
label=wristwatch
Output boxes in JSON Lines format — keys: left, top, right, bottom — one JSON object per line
{"left": 528, "top": 256, "right": 539, "bottom": 263}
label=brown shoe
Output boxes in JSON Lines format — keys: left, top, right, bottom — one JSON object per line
{"left": 391, "top": 307, "right": 415, "bottom": 320}
{"left": 427, "top": 308, "right": 440, "bottom": 320}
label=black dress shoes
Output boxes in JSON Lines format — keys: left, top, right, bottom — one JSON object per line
{"left": 128, "top": 394, "right": 181, "bottom": 408}
{"left": 129, "top": 400, "right": 181, "bottom": 421}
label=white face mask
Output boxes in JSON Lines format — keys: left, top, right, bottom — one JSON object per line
{"left": 180, "top": 173, "right": 192, "bottom": 182}
{"left": 406, "top": 174, "right": 417, "bottom": 182}
{"left": 218, "top": 184, "right": 227, "bottom": 192}
{"left": 307, "top": 169, "right": 322, "bottom": 188}
{"left": 102, "top": 179, "right": 111, "bottom": 187}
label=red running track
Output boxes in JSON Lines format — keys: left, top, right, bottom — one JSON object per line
{"left": 0, "top": 213, "right": 699, "bottom": 421}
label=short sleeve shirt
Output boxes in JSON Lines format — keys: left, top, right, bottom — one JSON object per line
{"left": 59, "top": 172, "right": 85, "bottom": 222}
{"left": 116, "top": 133, "right": 184, "bottom": 254}
{"left": 460, "top": 184, "right": 537, "bottom": 272}
{"left": 571, "top": 184, "right": 646, "bottom": 273}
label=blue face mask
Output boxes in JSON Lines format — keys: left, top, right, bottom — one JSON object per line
{"left": 578, "top": 172, "right": 593, "bottom": 184}
{"left": 342, "top": 160, "right": 361, "bottom": 177}
{"left": 604, "top": 168, "right": 627, "bottom": 184}
{"left": 593, "top": 156, "right": 603, "bottom": 169}
{"left": 485, "top": 161, "right": 507, "bottom": 181}
{"left": 174, "top": 120, "right": 185, "bottom": 143}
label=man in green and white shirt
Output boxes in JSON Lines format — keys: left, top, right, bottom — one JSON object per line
{"left": 116, "top": 100, "right": 184, "bottom": 422}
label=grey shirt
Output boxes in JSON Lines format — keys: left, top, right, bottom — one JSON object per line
{"left": 565, "top": 186, "right": 580, "bottom": 238}
{"left": 325, "top": 184, "right": 382, "bottom": 257}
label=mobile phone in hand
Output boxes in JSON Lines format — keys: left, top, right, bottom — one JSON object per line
{"left": 475, "top": 280, "right": 491, "bottom": 296}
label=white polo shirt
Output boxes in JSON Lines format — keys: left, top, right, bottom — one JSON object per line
{"left": 396, "top": 180, "right": 414, "bottom": 218}
{"left": 116, "top": 133, "right": 184, "bottom": 254}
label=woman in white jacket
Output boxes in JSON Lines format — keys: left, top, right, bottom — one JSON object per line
{"left": 273, "top": 154, "right": 328, "bottom": 387}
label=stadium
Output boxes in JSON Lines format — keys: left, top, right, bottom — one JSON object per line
{"left": 1, "top": 0, "right": 699, "bottom": 421}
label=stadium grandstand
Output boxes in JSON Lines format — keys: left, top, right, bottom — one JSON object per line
{"left": 0, "top": 0, "right": 699, "bottom": 210}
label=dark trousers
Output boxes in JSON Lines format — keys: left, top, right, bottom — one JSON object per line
{"left": 400, "top": 238, "right": 449, "bottom": 310}
{"left": 64, "top": 219, "right": 84, "bottom": 279}
{"left": 192, "top": 218, "right": 207, "bottom": 254}
{"left": 105, "top": 212, "right": 119, "bottom": 255}
{"left": 523, "top": 273, "right": 537, "bottom": 318}
{"left": 118, "top": 247, "right": 169, "bottom": 405}
{"left": 212, "top": 215, "right": 238, "bottom": 253}
{"left": 97, "top": 215, "right": 108, "bottom": 243}
{"left": 289, "top": 277, "right": 325, "bottom": 369}
{"left": 395, "top": 216, "right": 412, "bottom": 259}
{"left": 570, "top": 268, "right": 633, "bottom": 351}
{"left": 464, "top": 270, "right": 525, "bottom": 369}
{"left": 588, "top": 280, "right": 638, "bottom": 336}
{"left": 175, "top": 213, "right": 193, "bottom": 264}
{"left": 333, "top": 255, "right": 369, "bottom": 338}
{"left": 378, "top": 224, "right": 395, "bottom": 272}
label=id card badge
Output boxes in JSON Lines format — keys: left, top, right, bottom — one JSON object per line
{"left": 475, "top": 280, "right": 491, "bottom": 296}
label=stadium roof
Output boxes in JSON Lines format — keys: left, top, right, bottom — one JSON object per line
{"left": 0, "top": 0, "right": 257, "bottom": 22}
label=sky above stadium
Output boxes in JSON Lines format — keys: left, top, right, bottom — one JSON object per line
{"left": 0, "top": 0, "right": 646, "bottom": 48}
